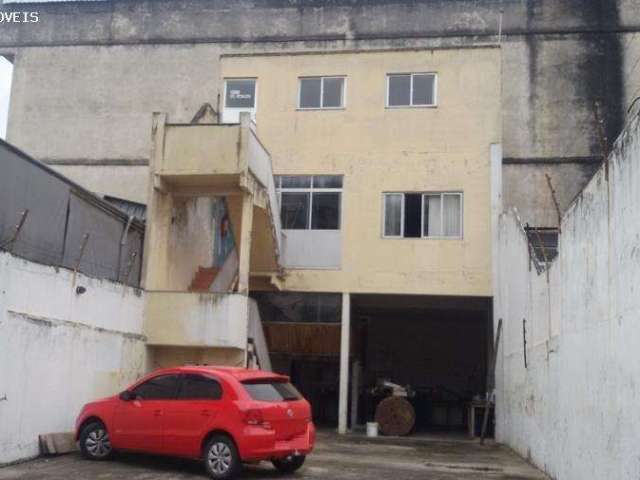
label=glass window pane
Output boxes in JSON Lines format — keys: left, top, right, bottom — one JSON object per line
{"left": 225, "top": 79, "right": 256, "bottom": 108}
{"left": 322, "top": 77, "right": 344, "bottom": 108}
{"left": 281, "top": 192, "right": 310, "bottom": 229}
{"left": 313, "top": 175, "right": 343, "bottom": 188}
{"left": 179, "top": 374, "right": 222, "bottom": 400}
{"left": 133, "top": 374, "right": 179, "bottom": 400}
{"left": 388, "top": 75, "right": 411, "bottom": 106}
{"left": 412, "top": 74, "right": 435, "bottom": 105}
{"left": 424, "top": 194, "right": 442, "bottom": 237}
{"left": 384, "top": 194, "right": 403, "bottom": 236}
{"left": 311, "top": 192, "right": 340, "bottom": 230}
{"left": 242, "top": 381, "right": 302, "bottom": 402}
{"left": 299, "top": 78, "right": 322, "bottom": 108}
{"left": 280, "top": 175, "right": 312, "bottom": 188}
{"left": 252, "top": 292, "right": 341, "bottom": 323}
{"left": 443, "top": 194, "right": 462, "bottom": 237}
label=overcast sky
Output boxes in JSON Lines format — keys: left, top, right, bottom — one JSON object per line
{"left": 0, "top": 57, "right": 12, "bottom": 139}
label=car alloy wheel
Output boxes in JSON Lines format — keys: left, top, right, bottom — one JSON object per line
{"left": 80, "top": 422, "right": 113, "bottom": 460}
{"left": 85, "top": 427, "right": 111, "bottom": 458}
{"left": 203, "top": 435, "right": 239, "bottom": 480}
{"left": 208, "top": 442, "right": 232, "bottom": 475}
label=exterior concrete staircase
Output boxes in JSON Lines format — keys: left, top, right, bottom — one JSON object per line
{"left": 188, "top": 266, "right": 219, "bottom": 292}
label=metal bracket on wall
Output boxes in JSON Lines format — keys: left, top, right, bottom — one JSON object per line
{"left": 1, "top": 209, "right": 29, "bottom": 253}
{"left": 72, "top": 233, "right": 90, "bottom": 283}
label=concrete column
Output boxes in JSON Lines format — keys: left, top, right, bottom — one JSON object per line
{"left": 338, "top": 292, "right": 351, "bottom": 434}
{"left": 237, "top": 192, "right": 254, "bottom": 295}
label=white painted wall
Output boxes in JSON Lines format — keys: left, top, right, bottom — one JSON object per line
{"left": 281, "top": 230, "right": 341, "bottom": 269}
{"left": 495, "top": 114, "right": 640, "bottom": 480}
{"left": 0, "top": 252, "right": 146, "bottom": 465}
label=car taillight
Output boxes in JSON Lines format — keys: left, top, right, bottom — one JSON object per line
{"left": 244, "top": 409, "right": 272, "bottom": 429}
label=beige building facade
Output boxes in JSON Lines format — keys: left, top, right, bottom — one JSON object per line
{"left": 142, "top": 46, "right": 502, "bottom": 434}
{"left": 221, "top": 47, "right": 500, "bottom": 296}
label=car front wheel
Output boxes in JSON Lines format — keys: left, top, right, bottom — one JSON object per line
{"left": 272, "top": 454, "right": 306, "bottom": 473}
{"left": 79, "top": 422, "right": 113, "bottom": 460}
{"left": 203, "top": 434, "right": 240, "bottom": 479}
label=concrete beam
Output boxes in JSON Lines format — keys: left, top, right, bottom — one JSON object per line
{"left": 237, "top": 192, "right": 254, "bottom": 295}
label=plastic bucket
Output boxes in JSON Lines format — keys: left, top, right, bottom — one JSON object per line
{"left": 366, "top": 422, "right": 378, "bottom": 437}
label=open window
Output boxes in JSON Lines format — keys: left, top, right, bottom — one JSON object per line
{"left": 383, "top": 192, "right": 462, "bottom": 239}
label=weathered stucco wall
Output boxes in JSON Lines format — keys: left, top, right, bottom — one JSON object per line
{"left": 0, "top": 0, "right": 637, "bottom": 226}
{"left": 0, "top": 252, "right": 146, "bottom": 465}
{"left": 495, "top": 112, "right": 640, "bottom": 479}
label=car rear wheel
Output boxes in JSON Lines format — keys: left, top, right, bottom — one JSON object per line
{"left": 272, "top": 455, "right": 306, "bottom": 474}
{"left": 203, "top": 435, "right": 240, "bottom": 479}
{"left": 79, "top": 422, "right": 113, "bottom": 460}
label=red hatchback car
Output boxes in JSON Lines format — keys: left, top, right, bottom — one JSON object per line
{"left": 75, "top": 366, "right": 315, "bottom": 479}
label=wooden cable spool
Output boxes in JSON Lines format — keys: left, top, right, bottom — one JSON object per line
{"left": 374, "top": 395, "right": 416, "bottom": 436}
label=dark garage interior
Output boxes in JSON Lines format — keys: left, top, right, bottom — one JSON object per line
{"left": 254, "top": 292, "right": 493, "bottom": 436}
{"left": 352, "top": 294, "right": 493, "bottom": 435}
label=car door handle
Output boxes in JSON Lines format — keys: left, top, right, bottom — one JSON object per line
{"left": 153, "top": 409, "right": 162, "bottom": 417}
{"left": 201, "top": 409, "right": 210, "bottom": 417}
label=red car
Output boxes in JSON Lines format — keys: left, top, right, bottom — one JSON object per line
{"left": 75, "top": 366, "right": 315, "bottom": 479}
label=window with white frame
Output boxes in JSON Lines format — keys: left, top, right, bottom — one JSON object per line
{"left": 383, "top": 192, "right": 462, "bottom": 238}
{"left": 222, "top": 78, "right": 257, "bottom": 123}
{"left": 298, "top": 77, "right": 345, "bottom": 109}
{"left": 387, "top": 73, "right": 437, "bottom": 107}
{"left": 276, "top": 175, "right": 343, "bottom": 230}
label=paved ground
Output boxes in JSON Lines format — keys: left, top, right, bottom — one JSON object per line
{"left": 0, "top": 432, "right": 547, "bottom": 480}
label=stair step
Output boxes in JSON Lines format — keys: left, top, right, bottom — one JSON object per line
{"left": 189, "top": 266, "right": 220, "bottom": 292}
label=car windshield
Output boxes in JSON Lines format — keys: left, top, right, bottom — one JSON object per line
{"left": 242, "top": 379, "right": 302, "bottom": 402}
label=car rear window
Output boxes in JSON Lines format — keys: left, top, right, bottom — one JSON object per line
{"left": 242, "top": 380, "right": 302, "bottom": 402}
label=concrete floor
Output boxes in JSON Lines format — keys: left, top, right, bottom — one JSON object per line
{"left": 0, "top": 432, "right": 548, "bottom": 480}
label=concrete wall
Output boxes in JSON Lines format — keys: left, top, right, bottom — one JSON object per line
{"left": 144, "top": 292, "right": 249, "bottom": 350}
{"left": 222, "top": 48, "right": 500, "bottom": 296}
{"left": 0, "top": 0, "right": 638, "bottom": 226}
{"left": 494, "top": 112, "right": 640, "bottom": 479}
{"left": 0, "top": 251, "right": 146, "bottom": 465}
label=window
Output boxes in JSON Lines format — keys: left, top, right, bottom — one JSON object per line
{"left": 387, "top": 73, "right": 437, "bottom": 107}
{"left": 242, "top": 380, "right": 302, "bottom": 402}
{"left": 383, "top": 192, "right": 462, "bottom": 238}
{"left": 276, "top": 175, "right": 342, "bottom": 230}
{"left": 178, "top": 374, "right": 223, "bottom": 400}
{"left": 222, "top": 78, "right": 257, "bottom": 124}
{"left": 132, "top": 374, "right": 180, "bottom": 400}
{"left": 225, "top": 79, "right": 256, "bottom": 109}
{"left": 298, "top": 76, "right": 345, "bottom": 109}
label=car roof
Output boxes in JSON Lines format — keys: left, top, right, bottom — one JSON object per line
{"left": 157, "top": 365, "right": 289, "bottom": 383}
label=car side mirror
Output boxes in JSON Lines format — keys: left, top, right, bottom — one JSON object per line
{"left": 119, "top": 390, "right": 135, "bottom": 401}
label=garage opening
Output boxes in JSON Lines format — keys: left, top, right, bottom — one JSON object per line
{"left": 350, "top": 294, "right": 493, "bottom": 437}
{"left": 252, "top": 292, "right": 342, "bottom": 428}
